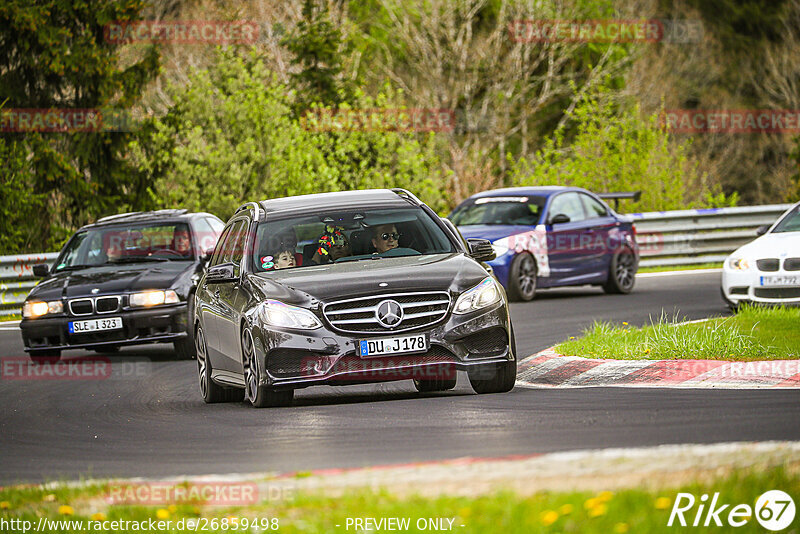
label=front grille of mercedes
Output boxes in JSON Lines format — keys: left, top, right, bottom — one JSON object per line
{"left": 323, "top": 292, "right": 450, "bottom": 334}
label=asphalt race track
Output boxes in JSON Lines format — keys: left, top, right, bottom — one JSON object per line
{"left": 2, "top": 270, "right": 799, "bottom": 484}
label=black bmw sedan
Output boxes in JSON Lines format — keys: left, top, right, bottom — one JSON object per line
{"left": 20, "top": 209, "right": 224, "bottom": 361}
{"left": 194, "top": 189, "right": 517, "bottom": 408}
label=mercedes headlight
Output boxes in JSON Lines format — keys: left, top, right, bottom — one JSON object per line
{"left": 728, "top": 258, "right": 750, "bottom": 271}
{"left": 259, "top": 300, "right": 322, "bottom": 329}
{"left": 129, "top": 290, "right": 180, "bottom": 307}
{"left": 454, "top": 277, "right": 501, "bottom": 314}
{"left": 22, "top": 300, "right": 63, "bottom": 318}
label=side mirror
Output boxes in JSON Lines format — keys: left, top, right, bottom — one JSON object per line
{"left": 32, "top": 264, "right": 50, "bottom": 277}
{"left": 756, "top": 225, "right": 769, "bottom": 236}
{"left": 550, "top": 213, "right": 571, "bottom": 225}
{"left": 205, "top": 263, "right": 236, "bottom": 283}
{"left": 466, "top": 238, "right": 496, "bottom": 262}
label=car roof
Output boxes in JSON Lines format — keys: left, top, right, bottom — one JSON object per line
{"left": 256, "top": 189, "right": 416, "bottom": 218}
{"left": 466, "top": 186, "right": 583, "bottom": 200}
{"left": 80, "top": 209, "right": 215, "bottom": 230}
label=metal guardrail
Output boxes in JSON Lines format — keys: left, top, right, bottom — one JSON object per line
{"left": 632, "top": 204, "right": 793, "bottom": 268}
{"left": 0, "top": 204, "right": 792, "bottom": 315}
{"left": 0, "top": 253, "right": 58, "bottom": 318}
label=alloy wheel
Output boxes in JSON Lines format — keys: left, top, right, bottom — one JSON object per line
{"left": 517, "top": 254, "right": 537, "bottom": 298}
{"left": 242, "top": 329, "right": 258, "bottom": 403}
{"left": 615, "top": 251, "right": 635, "bottom": 289}
{"left": 196, "top": 327, "right": 208, "bottom": 398}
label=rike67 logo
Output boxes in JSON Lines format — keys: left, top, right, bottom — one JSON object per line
{"left": 668, "top": 490, "right": 795, "bottom": 531}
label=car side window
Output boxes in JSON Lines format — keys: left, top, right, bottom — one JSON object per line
{"left": 548, "top": 193, "right": 586, "bottom": 223}
{"left": 228, "top": 220, "right": 248, "bottom": 267}
{"left": 581, "top": 194, "right": 609, "bottom": 219}
{"left": 210, "top": 222, "right": 239, "bottom": 267}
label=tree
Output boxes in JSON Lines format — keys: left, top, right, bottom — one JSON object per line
{"left": 282, "top": 0, "right": 354, "bottom": 112}
{"left": 510, "top": 88, "right": 736, "bottom": 212}
{"left": 353, "top": 0, "right": 642, "bottom": 204}
{"left": 0, "top": 136, "right": 48, "bottom": 253}
{"left": 0, "top": 0, "right": 160, "bottom": 249}
{"left": 129, "top": 50, "right": 447, "bottom": 218}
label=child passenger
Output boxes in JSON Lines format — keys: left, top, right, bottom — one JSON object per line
{"left": 274, "top": 249, "right": 296, "bottom": 269}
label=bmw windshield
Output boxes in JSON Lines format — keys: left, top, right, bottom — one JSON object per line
{"left": 53, "top": 222, "right": 195, "bottom": 272}
{"left": 450, "top": 196, "right": 545, "bottom": 226}
{"left": 252, "top": 207, "right": 455, "bottom": 273}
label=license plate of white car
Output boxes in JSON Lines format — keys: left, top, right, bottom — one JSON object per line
{"left": 760, "top": 276, "right": 799, "bottom": 287}
{"left": 359, "top": 334, "right": 428, "bottom": 357}
{"left": 69, "top": 317, "right": 123, "bottom": 334}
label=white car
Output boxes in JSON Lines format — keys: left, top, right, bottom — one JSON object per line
{"left": 722, "top": 201, "right": 800, "bottom": 309}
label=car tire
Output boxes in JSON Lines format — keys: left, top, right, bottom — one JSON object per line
{"left": 413, "top": 370, "right": 457, "bottom": 393}
{"left": 507, "top": 253, "right": 537, "bottom": 302}
{"left": 603, "top": 246, "right": 636, "bottom": 294}
{"left": 29, "top": 350, "right": 61, "bottom": 363}
{"left": 174, "top": 294, "right": 197, "bottom": 360}
{"left": 196, "top": 324, "right": 227, "bottom": 403}
{"left": 242, "top": 328, "right": 293, "bottom": 408}
{"left": 468, "top": 360, "right": 517, "bottom": 394}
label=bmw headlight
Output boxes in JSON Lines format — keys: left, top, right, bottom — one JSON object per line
{"left": 22, "top": 300, "right": 63, "bottom": 318}
{"left": 728, "top": 258, "right": 750, "bottom": 270}
{"left": 130, "top": 290, "right": 180, "bottom": 307}
{"left": 259, "top": 299, "right": 322, "bottom": 329}
{"left": 454, "top": 277, "right": 501, "bottom": 314}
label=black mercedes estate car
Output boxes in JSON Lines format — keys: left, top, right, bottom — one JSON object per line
{"left": 20, "top": 209, "right": 225, "bottom": 361}
{"left": 194, "top": 189, "right": 517, "bottom": 407}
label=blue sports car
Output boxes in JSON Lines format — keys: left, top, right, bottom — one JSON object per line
{"left": 449, "top": 186, "right": 639, "bottom": 301}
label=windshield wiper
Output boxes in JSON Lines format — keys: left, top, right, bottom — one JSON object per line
{"left": 54, "top": 264, "right": 96, "bottom": 272}
{"left": 334, "top": 255, "right": 383, "bottom": 264}
{"left": 106, "top": 257, "right": 168, "bottom": 264}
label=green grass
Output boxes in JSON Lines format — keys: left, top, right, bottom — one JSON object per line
{"left": 0, "top": 466, "right": 796, "bottom": 533}
{"left": 0, "top": 313, "right": 20, "bottom": 322}
{"left": 637, "top": 262, "right": 722, "bottom": 273}
{"left": 557, "top": 305, "right": 800, "bottom": 361}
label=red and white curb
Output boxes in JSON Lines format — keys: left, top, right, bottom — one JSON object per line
{"left": 516, "top": 348, "right": 800, "bottom": 389}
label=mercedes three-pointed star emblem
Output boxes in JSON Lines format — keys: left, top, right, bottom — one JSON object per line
{"left": 375, "top": 299, "right": 403, "bottom": 328}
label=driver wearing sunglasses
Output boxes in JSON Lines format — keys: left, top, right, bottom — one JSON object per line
{"left": 372, "top": 224, "right": 401, "bottom": 254}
